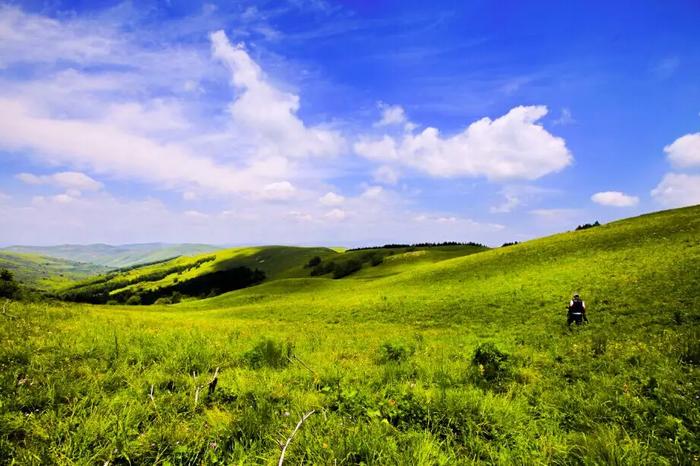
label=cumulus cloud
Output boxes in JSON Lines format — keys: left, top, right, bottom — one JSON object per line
{"left": 591, "top": 191, "right": 639, "bottom": 207}
{"left": 355, "top": 105, "right": 572, "bottom": 180}
{"left": 375, "top": 102, "right": 408, "bottom": 127}
{"left": 651, "top": 173, "right": 700, "bottom": 207}
{"left": 210, "top": 30, "right": 344, "bottom": 159}
{"left": 325, "top": 208, "right": 346, "bottom": 220}
{"left": 319, "top": 192, "right": 345, "bottom": 206}
{"left": 373, "top": 165, "right": 400, "bottom": 185}
{"left": 490, "top": 194, "right": 520, "bottom": 213}
{"left": 258, "top": 181, "right": 297, "bottom": 201}
{"left": 16, "top": 171, "right": 103, "bottom": 192}
{"left": 664, "top": 132, "right": 700, "bottom": 168}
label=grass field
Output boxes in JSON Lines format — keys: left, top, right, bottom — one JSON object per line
{"left": 58, "top": 243, "right": 487, "bottom": 304}
{"left": 2, "top": 244, "right": 224, "bottom": 269}
{"left": 0, "top": 252, "right": 110, "bottom": 290}
{"left": 1, "top": 206, "right": 698, "bottom": 464}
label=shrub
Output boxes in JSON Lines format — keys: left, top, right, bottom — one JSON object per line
{"left": 576, "top": 221, "right": 601, "bottom": 231}
{"left": 310, "top": 261, "right": 335, "bottom": 276}
{"left": 170, "top": 292, "right": 182, "bottom": 303}
{"left": 0, "top": 268, "right": 20, "bottom": 299}
{"left": 591, "top": 334, "right": 608, "bottom": 356}
{"left": 154, "top": 297, "right": 172, "bottom": 305}
{"left": 305, "top": 256, "right": 322, "bottom": 268}
{"left": 370, "top": 255, "right": 384, "bottom": 266}
{"left": 379, "top": 341, "right": 412, "bottom": 363}
{"left": 679, "top": 332, "right": 700, "bottom": 366}
{"left": 472, "top": 342, "right": 512, "bottom": 384}
{"left": 243, "top": 338, "right": 293, "bottom": 369}
{"left": 125, "top": 295, "right": 142, "bottom": 306}
{"left": 333, "top": 259, "right": 362, "bottom": 279}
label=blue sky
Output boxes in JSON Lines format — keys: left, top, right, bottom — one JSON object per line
{"left": 0, "top": 0, "right": 699, "bottom": 246}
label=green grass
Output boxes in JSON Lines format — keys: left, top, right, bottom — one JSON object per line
{"left": 2, "top": 243, "right": 223, "bottom": 268}
{"left": 61, "top": 244, "right": 487, "bottom": 303}
{"left": 0, "top": 252, "right": 110, "bottom": 290}
{"left": 0, "top": 205, "right": 698, "bottom": 464}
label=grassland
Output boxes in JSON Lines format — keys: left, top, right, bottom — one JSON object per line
{"left": 0, "top": 252, "right": 110, "bottom": 290}
{"left": 59, "top": 244, "right": 487, "bottom": 304}
{"left": 2, "top": 243, "right": 223, "bottom": 269}
{"left": 1, "top": 206, "right": 698, "bottom": 464}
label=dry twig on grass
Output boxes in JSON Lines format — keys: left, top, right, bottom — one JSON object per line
{"left": 278, "top": 410, "right": 315, "bottom": 466}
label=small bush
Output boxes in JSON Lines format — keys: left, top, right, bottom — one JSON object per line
{"left": 370, "top": 255, "right": 384, "bottom": 266}
{"left": 170, "top": 292, "right": 182, "bottom": 304}
{"left": 472, "top": 342, "right": 512, "bottom": 384}
{"left": 243, "top": 338, "right": 293, "bottom": 369}
{"left": 310, "top": 261, "right": 335, "bottom": 276}
{"left": 0, "top": 268, "right": 20, "bottom": 299}
{"left": 125, "top": 295, "right": 142, "bottom": 306}
{"left": 154, "top": 297, "right": 171, "bottom": 305}
{"left": 305, "top": 256, "right": 322, "bottom": 268}
{"left": 679, "top": 332, "right": 700, "bottom": 366}
{"left": 333, "top": 259, "right": 362, "bottom": 279}
{"left": 576, "top": 221, "right": 601, "bottom": 231}
{"left": 591, "top": 334, "right": 608, "bottom": 356}
{"left": 379, "top": 341, "right": 412, "bottom": 363}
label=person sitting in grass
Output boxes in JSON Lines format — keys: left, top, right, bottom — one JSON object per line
{"left": 567, "top": 293, "right": 588, "bottom": 326}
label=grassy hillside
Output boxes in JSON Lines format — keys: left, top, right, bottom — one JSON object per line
{"left": 0, "top": 251, "right": 110, "bottom": 289}
{"left": 2, "top": 243, "right": 223, "bottom": 268}
{"left": 0, "top": 206, "right": 698, "bottom": 464}
{"left": 59, "top": 244, "right": 487, "bottom": 304}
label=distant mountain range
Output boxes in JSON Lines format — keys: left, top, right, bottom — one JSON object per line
{"left": 1, "top": 243, "right": 224, "bottom": 268}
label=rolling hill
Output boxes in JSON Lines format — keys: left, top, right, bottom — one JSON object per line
{"left": 58, "top": 243, "right": 488, "bottom": 304}
{"left": 2, "top": 243, "right": 223, "bottom": 268}
{"left": 1, "top": 205, "right": 698, "bottom": 464}
{"left": 0, "top": 251, "right": 110, "bottom": 289}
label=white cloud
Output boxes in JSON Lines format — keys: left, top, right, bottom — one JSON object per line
{"left": 553, "top": 107, "right": 575, "bottom": 126}
{"left": 210, "top": 30, "right": 344, "bottom": 159}
{"left": 258, "top": 181, "right": 297, "bottom": 201}
{"left": 319, "top": 192, "right": 345, "bottom": 206}
{"left": 651, "top": 173, "right": 700, "bottom": 207}
{"left": 664, "top": 132, "right": 700, "bottom": 168}
{"left": 355, "top": 105, "right": 572, "bottom": 180}
{"left": 490, "top": 194, "right": 520, "bottom": 213}
{"left": 16, "top": 171, "right": 103, "bottom": 192}
{"left": 361, "top": 186, "right": 384, "bottom": 199}
{"left": 0, "top": 97, "right": 253, "bottom": 194}
{"left": 375, "top": 102, "right": 408, "bottom": 127}
{"left": 0, "top": 5, "right": 114, "bottom": 67}
{"left": 184, "top": 210, "right": 209, "bottom": 220}
{"left": 373, "top": 165, "right": 400, "bottom": 185}
{"left": 0, "top": 10, "right": 348, "bottom": 203}
{"left": 325, "top": 208, "right": 346, "bottom": 220}
{"left": 591, "top": 191, "right": 639, "bottom": 207}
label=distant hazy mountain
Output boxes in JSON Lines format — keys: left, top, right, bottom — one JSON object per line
{"left": 2, "top": 243, "right": 224, "bottom": 268}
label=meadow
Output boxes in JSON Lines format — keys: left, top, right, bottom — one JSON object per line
{"left": 1, "top": 205, "right": 698, "bottom": 465}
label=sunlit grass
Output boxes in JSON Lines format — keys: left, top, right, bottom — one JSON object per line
{"left": 1, "top": 205, "right": 698, "bottom": 464}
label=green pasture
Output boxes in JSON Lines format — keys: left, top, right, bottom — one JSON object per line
{"left": 0, "top": 205, "right": 698, "bottom": 464}
{"left": 0, "top": 252, "right": 110, "bottom": 290}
